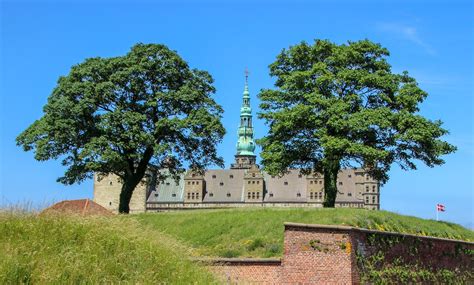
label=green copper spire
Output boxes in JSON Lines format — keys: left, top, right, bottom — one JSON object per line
{"left": 235, "top": 70, "right": 256, "bottom": 157}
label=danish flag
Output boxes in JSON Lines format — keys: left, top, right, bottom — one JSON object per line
{"left": 437, "top": 204, "right": 446, "bottom": 212}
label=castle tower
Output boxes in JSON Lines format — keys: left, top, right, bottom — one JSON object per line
{"left": 231, "top": 69, "right": 257, "bottom": 169}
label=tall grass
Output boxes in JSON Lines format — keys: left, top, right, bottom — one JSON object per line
{"left": 134, "top": 208, "right": 474, "bottom": 258}
{"left": 0, "top": 212, "right": 217, "bottom": 284}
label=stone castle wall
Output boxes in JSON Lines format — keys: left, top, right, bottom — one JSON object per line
{"left": 205, "top": 223, "right": 474, "bottom": 284}
{"left": 93, "top": 167, "right": 381, "bottom": 212}
{"left": 93, "top": 174, "right": 147, "bottom": 213}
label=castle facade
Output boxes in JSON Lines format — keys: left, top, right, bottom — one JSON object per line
{"left": 93, "top": 75, "right": 380, "bottom": 213}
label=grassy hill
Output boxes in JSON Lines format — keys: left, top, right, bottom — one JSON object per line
{"left": 0, "top": 212, "right": 217, "bottom": 284}
{"left": 2, "top": 208, "right": 472, "bottom": 283}
{"left": 133, "top": 208, "right": 474, "bottom": 258}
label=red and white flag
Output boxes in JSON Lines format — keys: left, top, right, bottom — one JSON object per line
{"left": 437, "top": 204, "right": 446, "bottom": 212}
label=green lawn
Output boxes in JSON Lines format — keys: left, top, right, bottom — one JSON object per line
{"left": 133, "top": 208, "right": 474, "bottom": 258}
{"left": 0, "top": 212, "right": 217, "bottom": 284}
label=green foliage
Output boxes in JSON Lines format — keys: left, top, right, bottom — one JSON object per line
{"left": 356, "top": 230, "right": 473, "bottom": 283}
{"left": 0, "top": 213, "right": 217, "bottom": 284}
{"left": 133, "top": 208, "right": 474, "bottom": 258}
{"left": 221, "top": 249, "right": 241, "bottom": 258}
{"left": 16, "top": 43, "right": 225, "bottom": 213}
{"left": 265, "top": 243, "right": 281, "bottom": 257}
{"left": 357, "top": 251, "right": 472, "bottom": 284}
{"left": 247, "top": 238, "right": 265, "bottom": 251}
{"left": 257, "top": 39, "right": 456, "bottom": 207}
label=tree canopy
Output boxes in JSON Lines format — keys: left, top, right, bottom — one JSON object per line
{"left": 257, "top": 39, "right": 456, "bottom": 207}
{"left": 17, "top": 43, "right": 225, "bottom": 213}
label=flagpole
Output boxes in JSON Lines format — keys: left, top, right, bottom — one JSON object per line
{"left": 436, "top": 207, "right": 438, "bottom": 221}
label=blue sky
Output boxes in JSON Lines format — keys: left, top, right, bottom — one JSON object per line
{"left": 1, "top": 0, "right": 472, "bottom": 227}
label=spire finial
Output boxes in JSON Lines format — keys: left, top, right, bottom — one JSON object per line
{"left": 243, "top": 67, "right": 250, "bottom": 96}
{"left": 244, "top": 67, "right": 250, "bottom": 84}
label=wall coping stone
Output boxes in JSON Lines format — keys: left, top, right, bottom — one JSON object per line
{"left": 284, "top": 222, "right": 474, "bottom": 245}
{"left": 194, "top": 257, "right": 282, "bottom": 265}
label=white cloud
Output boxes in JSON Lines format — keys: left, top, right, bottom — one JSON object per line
{"left": 377, "top": 22, "right": 436, "bottom": 56}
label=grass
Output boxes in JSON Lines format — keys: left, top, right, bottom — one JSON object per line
{"left": 133, "top": 208, "right": 474, "bottom": 258}
{"left": 2, "top": 207, "right": 472, "bottom": 282}
{"left": 0, "top": 212, "right": 217, "bottom": 284}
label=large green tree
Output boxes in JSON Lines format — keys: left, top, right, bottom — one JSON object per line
{"left": 17, "top": 43, "right": 225, "bottom": 213}
{"left": 258, "top": 39, "right": 456, "bottom": 207}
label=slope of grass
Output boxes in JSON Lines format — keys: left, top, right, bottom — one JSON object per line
{"left": 133, "top": 208, "right": 474, "bottom": 258}
{"left": 0, "top": 212, "right": 217, "bottom": 284}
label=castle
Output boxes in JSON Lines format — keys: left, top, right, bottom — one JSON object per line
{"left": 93, "top": 74, "right": 380, "bottom": 213}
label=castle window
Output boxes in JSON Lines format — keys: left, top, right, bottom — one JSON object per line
{"left": 109, "top": 181, "right": 113, "bottom": 186}
{"left": 348, "top": 193, "right": 352, "bottom": 196}
{"left": 348, "top": 174, "right": 352, "bottom": 178}
{"left": 230, "top": 175, "right": 234, "bottom": 179}
{"left": 366, "top": 186, "right": 369, "bottom": 192}
{"left": 210, "top": 193, "right": 214, "bottom": 197}
{"left": 366, "top": 175, "right": 369, "bottom": 181}
{"left": 310, "top": 181, "right": 313, "bottom": 184}
{"left": 319, "top": 192, "right": 322, "bottom": 199}
{"left": 372, "top": 196, "right": 376, "bottom": 204}
{"left": 109, "top": 202, "right": 112, "bottom": 206}
{"left": 227, "top": 193, "right": 231, "bottom": 197}
{"left": 196, "top": 181, "right": 199, "bottom": 185}
{"left": 252, "top": 173, "right": 256, "bottom": 177}
{"left": 192, "top": 193, "right": 195, "bottom": 199}
{"left": 192, "top": 173, "right": 195, "bottom": 177}
{"left": 196, "top": 193, "right": 199, "bottom": 199}
{"left": 366, "top": 197, "right": 369, "bottom": 203}
{"left": 269, "top": 193, "right": 274, "bottom": 197}
{"left": 212, "top": 175, "right": 216, "bottom": 179}
{"left": 252, "top": 181, "right": 255, "bottom": 184}
{"left": 248, "top": 192, "right": 251, "bottom": 199}
{"left": 257, "top": 181, "right": 260, "bottom": 184}
{"left": 220, "top": 182, "right": 224, "bottom": 186}
{"left": 339, "top": 182, "right": 343, "bottom": 185}
{"left": 372, "top": 186, "right": 376, "bottom": 192}
{"left": 192, "top": 181, "right": 195, "bottom": 185}
{"left": 284, "top": 181, "right": 288, "bottom": 185}
{"left": 187, "top": 193, "right": 191, "bottom": 199}
{"left": 298, "top": 174, "right": 302, "bottom": 178}
{"left": 256, "top": 192, "right": 260, "bottom": 199}
{"left": 319, "top": 181, "right": 322, "bottom": 184}
{"left": 248, "top": 181, "right": 251, "bottom": 184}
{"left": 172, "top": 193, "right": 176, "bottom": 197}
{"left": 252, "top": 192, "right": 255, "bottom": 199}
{"left": 310, "top": 192, "right": 313, "bottom": 199}
{"left": 297, "top": 193, "right": 301, "bottom": 197}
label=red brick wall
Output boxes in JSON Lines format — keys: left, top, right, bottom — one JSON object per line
{"left": 350, "top": 230, "right": 474, "bottom": 281}
{"left": 281, "top": 226, "right": 356, "bottom": 284}
{"left": 206, "top": 259, "right": 281, "bottom": 284}
{"left": 205, "top": 223, "right": 473, "bottom": 284}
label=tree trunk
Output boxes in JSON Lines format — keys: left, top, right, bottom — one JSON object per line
{"left": 118, "top": 148, "right": 154, "bottom": 214}
{"left": 323, "top": 159, "right": 340, "bottom": 207}
{"left": 118, "top": 176, "right": 141, "bottom": 214}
